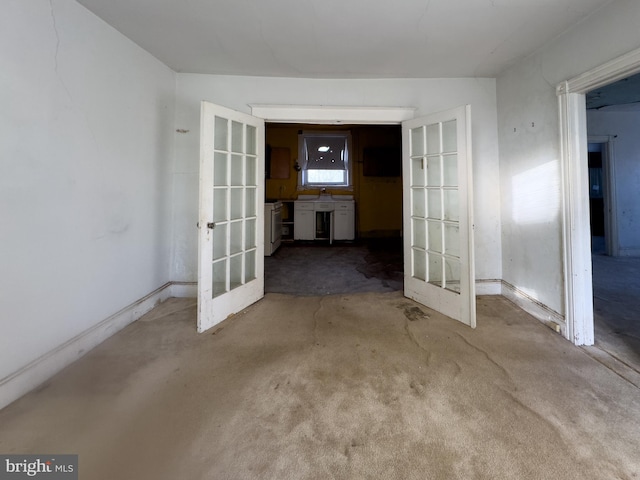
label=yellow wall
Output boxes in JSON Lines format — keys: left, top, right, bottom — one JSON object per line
{"left": 265, "top": 124, "right": 402, "bottom": 238}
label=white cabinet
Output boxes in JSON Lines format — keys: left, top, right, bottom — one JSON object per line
{"left": 294, "top": 202, "right": 315, "bottom": 240}
{"left": 334, "top": 202, "right": 355, "bottom": 240}
{"left": 294, "top": 199, "right": 355, "bottom": 241}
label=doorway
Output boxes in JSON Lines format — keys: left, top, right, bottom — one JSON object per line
{"left": 264, "top": 122, "right": 404, "bottom": 295}
{"left": 557, "top": 47, "right": 640, "bottom": 345}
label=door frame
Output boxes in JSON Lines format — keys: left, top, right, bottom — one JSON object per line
{"left": 557, "top": 47, "right": 640, "bottom": 345}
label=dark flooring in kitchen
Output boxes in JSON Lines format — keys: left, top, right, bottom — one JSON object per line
{"left": 265, "top": 238, "right": 404, "bottom": 295}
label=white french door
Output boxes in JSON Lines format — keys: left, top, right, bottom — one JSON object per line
{"left": 198, "top": 101, "right": 265, "bottom": 333}
{"left": 402, "top": 105, "right": 476, "bottom": 327}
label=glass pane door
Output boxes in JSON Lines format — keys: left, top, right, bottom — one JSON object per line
{"left": 403, "top": 106, "right": 475, "bottom": 327}
{"left": 199, "top": 102, "right": 264, "bottom": 333}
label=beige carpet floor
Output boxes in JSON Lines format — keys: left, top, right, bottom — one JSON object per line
{"left": 1, "top": 293, "right": 639, "bottom": 479}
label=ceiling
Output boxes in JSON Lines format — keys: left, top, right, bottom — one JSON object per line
{"left": 77, "top": 0, "right": 612, "bottom": 78}
{"left": 586, "top": 73, "right": 640, "bottom": 111}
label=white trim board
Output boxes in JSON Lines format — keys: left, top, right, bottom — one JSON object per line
{"left": 501, "top": 281, "right": 566, "bottom": 336}
{"left": 249, "top": 104, "right": 416, "bottom": 124}
{"left": 0, "top": 283, "right": 177, "bottom": 410}
{"left": 476, "top": 279, "right": 502, "bottom": 296}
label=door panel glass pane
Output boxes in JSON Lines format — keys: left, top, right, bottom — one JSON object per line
{"left": 443, "top": 154, "right": 458, "bottom": 187}
{"left": 245, "top": 250, "right": 256, "bottom": 282}
{"left": 231, "top": 154, "right": 243, "bottom": 186}
{"left": 411, "top": 127, "right": 424, "bottom": 157}
{"left": 230, "top": 188, "right": 243, "bottom": 220}
{"left": 443, "top": 189, "right": 459, "bottom": 222}
{"left": 214, "top": 152, "right": 228, "bottom": 186}
{"left": 445, "top": 258, "right": 461, "bottom": 293}
{"left": 428, "top": 220, "right": 442, "bottom": 253}
{"left": 443, "top": 120, "right": 457, "bottom": 153}
{"left": 212, "top": 223, "right": 227, "bottom": 260}
{"left": 214, "top": 116, "right": 228, "bottom": 151}
{"left": 245, "top": 187, "right": 256, "bottom": 217}
{"left": 445, "top": 223, "right": 460, "bottom": 258}
{"left": 246, "top": 125, "right": 256, "bottom": 155}
{"left": 412, "top": 188, "right": 425, "bottom": 218}
{"left": 230, "top": 254, "right": 243, "bottom": 290}
{"left": 231, "top": 121, "right": 243, "bottom": 153}
{"left": 413, "top": 248, "right": 426, "bottom": 281}
{"left": 246, "top": 156, "right": 257, "bottom": 186}
{"left": 427, "top": 123, "right": 440, "bottom": 154}
{"left": 245, "top": 218, "right": 256, "bottom": 249}
{"left": 412, "top": 218, "right": 426, "bottom": 250}
{"left": 411, "top": 157, "right": 425, "bottom": 187}
{"left": 230, "top": 220, "right": 243, "bottom": 255}
{"left": 213, "top": 188, "right": 228, "bottom": 222}
{"left": 427, "top": 156, "right": 441, "bottom": 186}
{"left": 428, "top": 253, "right": 443, "bottom": 285}
{"left": 427, "top": 189, "right": 441, "bottom": 219}
{"left": 212, "top": 259, "right": 227, "bottom": 298}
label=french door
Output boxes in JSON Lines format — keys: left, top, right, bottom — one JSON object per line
{"left": 197, "top": 102, "right": 265, "bottom": 333}
{"left": 402, "top": 105, "right": 476, "bottom": 327}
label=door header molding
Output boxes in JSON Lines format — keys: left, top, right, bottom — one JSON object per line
{"left": 249, "top": 104, "right": 415, "bottom": 124}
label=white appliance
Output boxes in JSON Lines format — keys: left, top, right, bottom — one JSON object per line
{"left": 264, "top": 201, "right": 282, "bottom": 256}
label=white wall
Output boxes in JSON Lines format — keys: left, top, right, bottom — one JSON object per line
{"left": 497, "top": 0, "right": 640, "bottom": 314}
{"left": 588, "top": 110, "right": 640, "bottom": 256}
{"left": 0, "top": 0, "right": 176, "bottom": 382}
{"left": 171, "top": 75, "right": 502, "bottom": 284}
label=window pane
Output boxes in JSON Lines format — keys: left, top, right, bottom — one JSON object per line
{"left": 246, "top": 125, "right": 256, "bottom": 155}
{"left": 214, "top": 152, "right": 228, "bottom": 186}
{"left": 413, "top": 248, "right": 426, "bottom": 281}
{"left": 231, "top": 154, "right": 243, "bottom": 186}
{"left": 231, "top": 121, "right": 243, "bottom": 153}
{"left": 427, "top": 123, "right": 440, "bottom": 154}
{"left": 230, "top": 188, "right": 243, "bottom": 220}
{"left": 245, "top": 250, "right": 256, "bottom": 282}
{"left": 412, "top": 218, "right": 426, "bottom": 250}
{"left": 230, "top": 220, "right": 243, "bottom": 255}
{"left": 428, "top": 220, "right": 442, "bottom": 253}
{"left": 213, "top": 188, "right": 227, "bottom": 222}
{"left": 411, "top": 127, "right": 424, "bottom": 157}
{"left": 230, "top": 254, "right": 243, "bottom": 290}
{"left": 443, "top": 120, "right": 457, "bottom": 153}
{"left": 214, "top": 117, "right": 228, "bottom": 151}
{"left": 212, "top": 223, "right": 227, "bottom": 261}
{"left": 307, "top": 169, "right": 345, "bottom": 184}
{"left": 412, "top": 188, "right": 425, "bottom": 218}
{"left": 212, "top": 259, "right": 227, "bottom": 298}
{"left": 428, "top": 253, "right": 443, "bottom": 286}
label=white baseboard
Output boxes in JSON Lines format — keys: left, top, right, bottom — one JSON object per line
{"left": 170, "top": 281, "right": 197, "bottom": 298}
{"left": 475, "top": 279, "right": 502, "bottom": 295}
{"left": 501, "top": 281, "right": 566, "bottom": 336}
{"left": 0, "top": 282, "right": 175, "bottom": 411}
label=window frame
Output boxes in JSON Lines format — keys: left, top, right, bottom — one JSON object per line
{"left": 297, "top": 131, "right": 353, "bottom": 190}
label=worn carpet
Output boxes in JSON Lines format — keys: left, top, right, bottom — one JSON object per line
{"left": 0, "top": 293, "right": 639, "bottom": 479}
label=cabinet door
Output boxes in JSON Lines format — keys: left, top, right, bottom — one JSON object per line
{"left": 294, "top": 210, "right": 315, "bottom": 240}
{"left": 334, "top": 210, "right": 355, "bottom": 240}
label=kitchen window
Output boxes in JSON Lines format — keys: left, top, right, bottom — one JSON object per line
{"left": 298, "top": 131, "right": 352, "bottom": 189}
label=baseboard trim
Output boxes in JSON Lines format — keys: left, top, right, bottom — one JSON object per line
{"left": 0, "top": 282, "right": 175, "bottom": 411}
{"left": 475, "top": 279, "right": 502, "bottom": 295}
{"left": 501, "top": 281, "right": 566, "bottom": 336}
{"left": 170, "top": 281, "right": 197, "bottom": 298}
